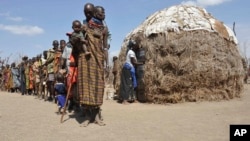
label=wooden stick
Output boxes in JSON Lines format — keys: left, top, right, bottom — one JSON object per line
{"left": 60, "top": 67, "right": 76, "bottom": 123}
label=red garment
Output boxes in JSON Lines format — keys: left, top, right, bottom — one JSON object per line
{"left": 66, "top": 54, "right": 77, "bottom": 98}
{"left": 67, "top": 54, "right": 77, "bottom": 89}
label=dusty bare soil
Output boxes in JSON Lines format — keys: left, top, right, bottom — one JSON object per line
{"left": 1, "top": 84, "right": 250, "bottom": 141}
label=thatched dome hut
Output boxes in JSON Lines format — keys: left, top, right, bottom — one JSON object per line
{"left": 116, "top": 5, "right": 245, "bottom": 104}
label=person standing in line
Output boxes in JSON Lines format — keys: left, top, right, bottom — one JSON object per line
{"left": 20, "top": 56, "right": 28, "bottom": 95}
{"left": 4, "top": 64, "right": 12, "bottom": 92}
{"left": 45, "top": 40, "right": 59, "bottom": 101}
{"left": 61, "top": 33, "right": 79, "bottom": 113}
{"left": 54, "top": 73, "right": 67, "bottom": 114}
{"left": 10, "top": 62, "right": 21, "bottom": 93}
{"left": 72, "top": 4, "right": 108, "bottom": 127}
{"left": 40, "top": 50, "right": 48, "bottom": 100}
{"left": 24, "top": 59, "right": 31, "bottom": 95}
{"left": 59, "top": 39, "right": 66, "bottom": 53}
{"left": 33, "top": 55, "right": 42, "bottom": 97}
{"left": 27, "top": 59, "right": 35, "bottom": 95}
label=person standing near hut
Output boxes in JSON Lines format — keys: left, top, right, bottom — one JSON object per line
{"left": 72, "top": 4, "right": 108, "bottom": 127}
{"left": 120, "top": 39, "right": 144, "bottom": 104}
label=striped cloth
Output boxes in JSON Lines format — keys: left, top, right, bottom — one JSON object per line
{"left": 77, "top": 26, "right": 105, "bottom": 106}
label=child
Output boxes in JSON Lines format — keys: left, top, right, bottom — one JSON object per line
{"left": 70, "top": 20, "right": 91, "bottom": 56}
{"left": 54, "top": 73, "right": 67, "bottom": 114}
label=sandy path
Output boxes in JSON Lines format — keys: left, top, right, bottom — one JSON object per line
{"left": 0, "top": 85, "right": 250, "bottom": 141}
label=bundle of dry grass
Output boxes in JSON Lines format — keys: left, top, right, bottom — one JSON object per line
{"left": 115, "top": 5, "right": 245, "bottom": 104}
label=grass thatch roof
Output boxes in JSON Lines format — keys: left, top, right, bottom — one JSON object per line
{"left": 115, "top": 5, "right": 244, "bottom": 104}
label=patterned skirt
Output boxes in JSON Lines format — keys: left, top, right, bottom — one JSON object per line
{"left": 77, "top": 53, "right": 104, "bottom": 106}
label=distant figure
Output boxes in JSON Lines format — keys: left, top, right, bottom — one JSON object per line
{"left": 20, "top": 56, "right": 28, "bottom": 95}
{"left": 242, "top": 58, "right": 248, "bottom": 84}
{"left": 112, "top": 56, "right": 118, "bottom": 89}
{"left": 10, "top": 62, "right": 20, "bottom": 93}
{"left": 40, "top": 50, "right": 48, "bottom": 99}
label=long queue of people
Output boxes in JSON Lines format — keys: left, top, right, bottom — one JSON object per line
{"left": 0, "top": 39, "right": 68, "bottom": 101}
{"left": 0, "top": 2, "right": 109, "bottom": 127}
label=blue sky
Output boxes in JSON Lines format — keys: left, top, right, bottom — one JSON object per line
{"left": 0, "top": 0, "right": 250, "bottom": 64}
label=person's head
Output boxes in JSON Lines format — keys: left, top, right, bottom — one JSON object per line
{"left": 32, "top": 57, "right": 36, "bottom": 63}
{"left": 6, "top": 64, "right": 10, "bottom": 68}
{"left": 11, "top": 62, "right": 16, "bottom": 68}
{"left": 128, "top": 39, "right": 138, "bottom": 50}
{"left": 60, "top": 40, "right": 66, "bottom": 51}
{"left": 72, "top": 20, "right": 82, "bottom": 33}
{"left": 22, "top": 56, "right": 28, "bottom": 61}
{"left": 43, "top": 50, "right": 48, "bottom": 59}
{"left": 36, "top": 54, "right": 42, "bottom": 61}
{"left": 84, "top": 3, "right": 95, "bottom": 21}
{"left": 56, "top": 73, "right": 64, "bottom": 83}
{"left": 94, "top": 6, "right": 105, "bottom": 21}
{"left": 113, "top": 56, "right": 118, "bottom": 62}
{"left": 52, "top": 40, "right": 59, "bottom": 50}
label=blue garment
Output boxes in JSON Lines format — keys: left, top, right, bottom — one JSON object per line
{"left": 56, "top": 95, "right": 66, "bottom": 108}
{"left": 83, "top": 19, "right": 87, "bottom": 25}
{"left": 91, "top": 17, "right": 103, "bottom": 25}
{"left": 55, "top": 83, "right": 67, "bottom": 108}
{"left": 123, "top": 62, "right": 137, "bottom": 88}
{"left": 55, "top": 83, "right": 66, "bottom": 95}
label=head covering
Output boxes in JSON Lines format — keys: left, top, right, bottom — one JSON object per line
{"left": 22, "top": 56, "right": 28, "bottom": 61}
{"left": 52, "top": 40, "right": 59, "bottom": 45}
{"left": 127, "top": 39, "right": 136, "bottom": 49}
{"left": 113, "top": 56, "right": 118, "bottom": 60}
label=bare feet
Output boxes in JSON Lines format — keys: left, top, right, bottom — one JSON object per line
{"left": 133, "top": 100, "right": 139, "bottom": 103}
{"left": 80, "top": 120, "right": 90, "bottom": 127}
{"left": 122, "top": 100, "right": 130, "bottom": 105}
{"left": 95, "top": 120, "right": 106, "bottom": 126}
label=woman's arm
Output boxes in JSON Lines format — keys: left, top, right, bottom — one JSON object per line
{"left": 131, "top": 57, "right": 144, "bottom": 66}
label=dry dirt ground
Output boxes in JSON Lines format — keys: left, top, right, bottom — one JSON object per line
{"left": 0, "top": 84, "right": 250, "bottom": 141}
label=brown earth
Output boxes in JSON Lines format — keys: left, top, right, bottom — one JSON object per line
{"left": 0, "top": 84, "right": 250, "bottom": 141}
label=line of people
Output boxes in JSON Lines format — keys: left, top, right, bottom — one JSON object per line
{"left": 0, "top": 2, "right": 109, "bottom": 127}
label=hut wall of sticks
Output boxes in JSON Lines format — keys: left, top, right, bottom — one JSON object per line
{"left": 115, "top": 5, "right": 245, "bottom": 104}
